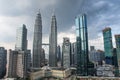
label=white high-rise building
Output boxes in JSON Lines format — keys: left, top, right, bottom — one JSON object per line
{"left": 49, "top": 13, "right": 57, "bottom": 67}
{"left": 7, "top": 50, "right": 31, "bottom": 78}
{"left": 62, "top": 37, "right": 71, "bottom": 68}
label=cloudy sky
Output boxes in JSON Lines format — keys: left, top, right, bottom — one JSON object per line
{"left": 0, "top": 0, "right": 120, "bottom": 51}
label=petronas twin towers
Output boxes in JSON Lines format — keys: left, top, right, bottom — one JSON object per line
{"left": 32, "top": 11, "right": 57, "bottom": 68}
{"left": 32, "top": 12, "right": 42, "bottom": 68}
{"left": 49, "top": 14, "right": 57, "bottom": 67}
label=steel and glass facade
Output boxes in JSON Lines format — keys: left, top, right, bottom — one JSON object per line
{"left": 0, "top": 47, "right": 7, "bottom": 78}
{"left": 75, "top": 14, "right": 89, "bottom": 76}
{"left": 49, "top": 14, "right": 57, "bottom": 67}
{"left": 15, "top": 24, "right": 27, "bottom": 51}
{"left": 32, "top": 12, "right": 43, "bottom": 68}
{"left": 115, "top": 35, "right": 120, "bottom": 75}
{"left": 103, "top": 27, "right": 113, "bottom": 65}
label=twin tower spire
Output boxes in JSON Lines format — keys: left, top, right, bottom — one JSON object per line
{"left": 32, "top": 10, "right": 57, "bottom": 68}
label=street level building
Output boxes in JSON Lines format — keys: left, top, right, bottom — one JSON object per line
{"left": 30, "top": 67, "right": 71, "bottom": 80}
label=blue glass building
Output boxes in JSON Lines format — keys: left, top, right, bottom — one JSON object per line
{"left": 115, "top": 34, "right": 120, "bottom": 76}
{"left": 75, "top": 14, "right": 89, "bottom": 76}
{"left": 102, "top": 27, "right": 113, "bottom": 65}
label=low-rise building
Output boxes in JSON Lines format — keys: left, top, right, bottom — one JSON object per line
{"left": 97, "top": 64, "right": 115, "bottom": 77}
{"left": 30, "top": 67, "right": 71, "bottom": 80}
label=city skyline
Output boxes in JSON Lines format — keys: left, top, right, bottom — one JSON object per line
{"left": 0, "top": 0, "right": 120, "bottom": 51}
{"left": 1, "top": 0, "right": 120, "bottom": 79}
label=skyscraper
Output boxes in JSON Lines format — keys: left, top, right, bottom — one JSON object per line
{"left": 103, "top": 27, "right": 113, "bottom": 65}
{"left": 115, "top": 34, "right": 120, "bottom": 75}
{"left": 40, "top": 49, "right": 45, "bottom": 67}
{"left": 75, "top": 14, "right": 89, "bottom": 76}
{"left": 62, "top": 37, "right": 71, "bottom": 68}
{"left": 32, "top": 11, "right": 42, "bottom": 68}
{"left": 7, "top": 50, "right": 18, "bottom": 78}
{"left": 0, "top": 47, "right": 7, "bottom": 79}
{"left": 49, "top": 13, "right": 57, "bottom": 67}
{"left": 15, "top": 24, "right": 27, "bottom": 51}
{"left": 7, "top": 50, "right": 31, "bottom": 78}
{"left": 71, "top": 42, "right": 77, "bottom": 66}
{"left": 89, "top": 48, "right": 105, "bottom": 66}
{"left": 16, "top": 51, "right": 30, "bottom": 78}
{"left": 57, "top": 45, "right": 61, "bottom": 62}
{"left": 115, "top": 35, "right": 120, "bottom": 48}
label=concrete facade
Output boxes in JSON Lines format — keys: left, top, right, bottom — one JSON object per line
{"left": 7, "top": 50, "right": 31, "bottom": 78}
{"left": 30, "top": 68, "right": 71, "bottom": 80}
{"left": 7, "top": 50, "right": 18, "bottom": 78}
{"left": 62, "top": 37, "right": 71, "bottom": 68}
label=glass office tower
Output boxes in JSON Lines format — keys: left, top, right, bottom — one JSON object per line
{"left": 15, "top": 24, "right": 27, "bottom": 51}
{"left": 75, "top": 14, "right": 89, "bottom": 76}
{"left": 115, "top": 34, "right": 120, "bottom": 75}
{"left": 103, "top": 27, "right": 113, "bottom": 65}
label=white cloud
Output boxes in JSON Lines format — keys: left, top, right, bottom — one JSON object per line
{"left": 58, "top": 32, "right": 76, "bottom": 45}
{"left": 89, "top": 36, "right": 104, "bottom": 50}
{"left": 14, "top": 0, "right": 31, "bottom": 10}
{"left": 0, "top": 15, "right": 34, "bottom": 50}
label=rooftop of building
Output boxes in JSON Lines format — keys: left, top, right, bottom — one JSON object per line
{"left": 0, "top": 47, "right": 5, "bottom": 50}
{"left": 115, "top": 34, "right": 120, "bottom": 38}
{"left": 75, "top": 13, "right": 87, "bottom": 18}
{"left": 51, "top": 67, "right": 67, "bottom": 70}
{"left": 97, "top": 49, "right": 104, "bottom": 53}
{"left": 102, "top": 27, "right": 111, "bottom": 32}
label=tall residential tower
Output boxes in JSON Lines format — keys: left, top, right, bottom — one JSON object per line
{"left": 32, "top": 11, "right": 42, "bottom": 68}
{"left": 49, "top": 14, "right": 57, "bottom": 67}
{"left": 62, "top": 37, "right": 71, "bottom": 68}
{"left": 0, "top": 47, "right": 7, "bottom": 79}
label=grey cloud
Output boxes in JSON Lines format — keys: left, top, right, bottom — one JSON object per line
{"left": 1, "top": 0, "right": 120, "bottom": 44}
